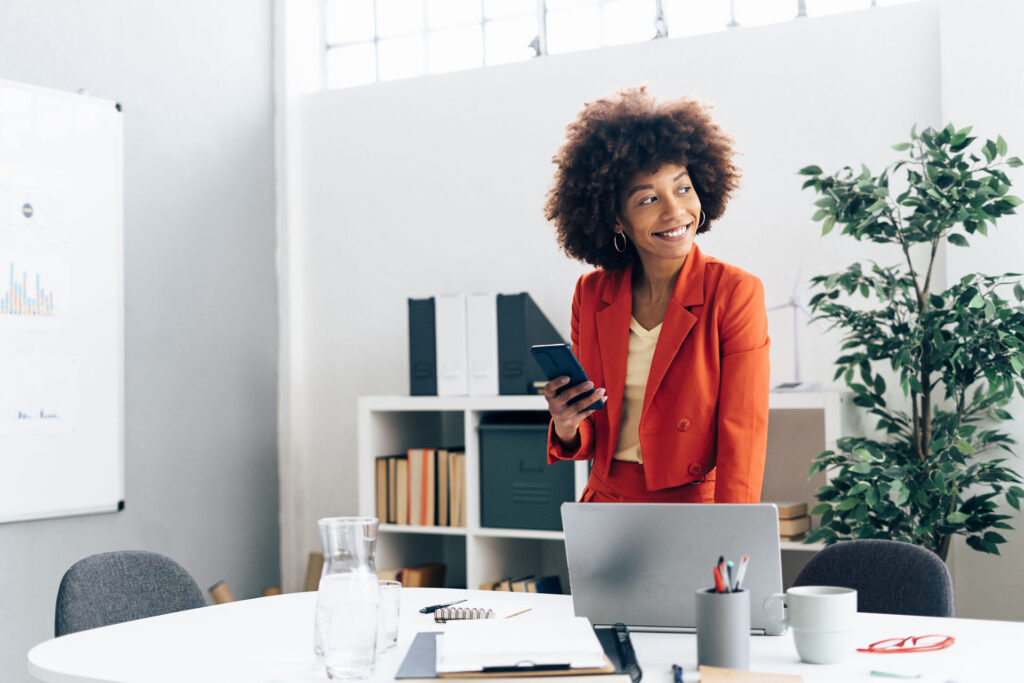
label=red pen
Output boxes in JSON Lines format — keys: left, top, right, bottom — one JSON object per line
{"left": 713, "top": 565, "right": 727, "bottom": 593}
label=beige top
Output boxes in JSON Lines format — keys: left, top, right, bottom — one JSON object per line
{"left": 612, "top": 316, "right": 662, "bottom": 463}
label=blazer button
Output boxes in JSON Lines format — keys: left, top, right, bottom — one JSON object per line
{"left": 688, "top": 463, "right": 703, "bottom": 476}
{"left": 677, "top": 418, "right": 691, "bottom": 431}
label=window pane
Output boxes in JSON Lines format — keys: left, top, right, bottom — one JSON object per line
{"left": 326, "top": 43, "right": 377, "bottom": 89}
{"left": 325, "top": 0, "right": 375, "bottom": 44}
{"left": 665, "top": 0, "right": 730, "bottom": 36}
{"left": 428, "top": 0, "right": 481, "bottom": 29}
{"left": 485, "top": 16, "right": 538, "bottom": 65}
{"left": 377, "top": 35, "right": 425, "bottom": 80}
{"left": 807, "top": 0, "right": 870, "bottom": 16}
{"left": 602, "top": 0, "right": 656, "bottom": 46}
{"left": 376, "top": 0, "right": 424, "bottom": 37}
{"left": 428, "top": 26, "right": 484, "bottom": 73}
{"left": 484, "top": 0, "right": 536, "bottom": 19}
{"left": 733, "top": 0, "right": 798, "bottom": 27}
{"left": 546, "top": 6, "right": 601, "bottom": 54}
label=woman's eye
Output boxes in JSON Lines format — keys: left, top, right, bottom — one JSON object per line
{"left": 676, "top": 186, "right": 691, "bottom": 195}
{"left": 638, "top": 196, "right": 656, "bottom": 206}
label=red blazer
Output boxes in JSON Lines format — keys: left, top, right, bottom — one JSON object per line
{"left": 547, "top": 244, "right": 770, "bottom": 503}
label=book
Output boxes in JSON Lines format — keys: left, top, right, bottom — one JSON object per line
{"left": 772, "top": 501, "right": 808, "bottom": 520}
{"left": 436, "top": 293, "right": 469, "bottom": 396}
{"left": 467, "top": 292, "right": 499, "bottom": 396}
{"left": 304, "top": 552, "right": 324, "bottom": 592}
{"left": 375, "top": 456, "right": 389, "bottom": 523}
{"left": 497, "top": 292, "right": 566, "bottom": 395}
{"left": 408, "top": 448, "right": 437, "bottom": 526}
{"left": 395, "top": 630, "right": 630, "bottom": 682}
{"left": 398, "top": 562, "right": 447, "bottom": 588}
{"left": 524, "top": 575, "right": 564, "bottom": 594}
{"left": 450, "top": 451, "right": 466, "bottom": 527}
{"left": 778, "top": 515, "right": 811, "bottom": 536}
{"left": 510, "top": 575, "right": 536, "bottom": 592}
{"left": 437, "top": 449, "right": 450, "bottom": 526}
{"left": 433, "top": 601, "right": 532, "bottom": 623}
{"left": 397, "top": 457, "right": 410, "bottom": 525}
{"left": 388, "top": 456, "right": 400, "bottom": 523}
{"left": 408, "top": 297, "right": 438, "bottom": 396}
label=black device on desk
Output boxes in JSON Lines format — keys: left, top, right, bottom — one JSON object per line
{"left": 530, "top": 343, "right": 605, "bottom": 412}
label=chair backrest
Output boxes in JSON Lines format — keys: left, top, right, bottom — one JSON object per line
{"left": 55, "top": 550, "right": 207, "bottom": 636}
{"left": 792, "top": 539, "right": 954, "bottom": 617}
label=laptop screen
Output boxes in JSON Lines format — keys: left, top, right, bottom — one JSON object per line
{"left": 561, "top": 502, "right": 785, "bottom": 635}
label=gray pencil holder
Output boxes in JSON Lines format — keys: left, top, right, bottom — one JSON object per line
{"left": 695, "top": 588, "right": 750, "bottom": 670}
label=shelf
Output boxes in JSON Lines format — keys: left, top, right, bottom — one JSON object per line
{"left": 380, "top": 524, "right": 467, "bottom": 536}
{"left": 780, "top": 539, "right": 825, "bottom": 552}
{"left": 475, "top": 528, "right": 566, "bottom": 541}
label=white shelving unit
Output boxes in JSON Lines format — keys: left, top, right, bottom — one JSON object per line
{"left": 357, "top": 392, "right": 857, "bottom": 590}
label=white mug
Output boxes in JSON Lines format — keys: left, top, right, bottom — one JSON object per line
{"left": 762, "top": 586, "right": 857, "bottom": 665}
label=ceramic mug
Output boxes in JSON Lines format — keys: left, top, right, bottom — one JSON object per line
{"left": 762, "top": 586, "right": 857, "bottom": 664}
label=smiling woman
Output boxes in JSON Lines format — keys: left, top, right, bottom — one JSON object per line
{"left": 541, "top": 87, "right": 771, "bottom": 504}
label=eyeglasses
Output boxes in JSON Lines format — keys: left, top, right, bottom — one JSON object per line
{"left": 857, "top": 634, "right": 955, "bottom": 654}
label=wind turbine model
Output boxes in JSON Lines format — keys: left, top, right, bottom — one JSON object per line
{"left": 768, "top": 268, "right": 819, "bottom": 391}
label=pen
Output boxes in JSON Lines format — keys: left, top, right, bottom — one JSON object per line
{"left": 726, "top": 560, "right": 734, "bottom": 591}
{"left": 713, "top": 565, "right": 727, "bottom": 593}
{"left": 672, "top": 663, "right": 683, "bottom": 683}
{"left": 418, "top": 598, "right": 467, "bottom": 614}
{"left": 733, "top": 555, "right": 749, "bottom": 591}
{"left": 717, "top": 556, "right": 727, "bottom": 591}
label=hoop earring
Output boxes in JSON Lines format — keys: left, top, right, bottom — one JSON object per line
{"left": 613, "top": 232, "right": 627, "bottom": 253}
{"left": 697, "top": 211, "right": 706, "bottom": 229}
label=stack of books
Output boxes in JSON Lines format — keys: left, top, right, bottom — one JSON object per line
{"left": 774, "top": 501, "right": 811, "bottom": 541}
{"left": 478, "top": 574, "right": 564, "bottom": 594}
{"left": 375, "top": 449, "right": 466, "bottom": 527}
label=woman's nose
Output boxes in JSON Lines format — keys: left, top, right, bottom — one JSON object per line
{"left": 661, "top": 194, "right": 687, "bottom": 219}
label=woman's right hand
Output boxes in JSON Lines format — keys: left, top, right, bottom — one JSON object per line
{"left": 544, "top": 376, "right": 606, "bottom": 447}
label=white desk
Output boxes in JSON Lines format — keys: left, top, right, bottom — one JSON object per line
{"left": 28, "top": 588, "right": 1021, "bottom": 683}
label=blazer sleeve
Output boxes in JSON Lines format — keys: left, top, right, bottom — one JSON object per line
{"left": 547, "top": 276, "right": 597, "bottom": 463}
{"left": 714, "top": 274, "right": 771, "bottom": 503}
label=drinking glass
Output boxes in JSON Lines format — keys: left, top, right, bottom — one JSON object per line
{"left": 377, "top": 579, "right": 402, "bottom": 652}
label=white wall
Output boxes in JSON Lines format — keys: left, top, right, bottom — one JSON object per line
{"left": 282, "top": 3, "right": 946, "bottom": 590}
{"left": 940, "top": 0, "right": 1024, "bottom": 620}
{"left": 0, "top": 2, "right": 279, "bottom": 680}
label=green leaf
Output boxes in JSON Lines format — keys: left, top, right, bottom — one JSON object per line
{"left": 969, "top": 295, "right": 986, "bottom": 308}
{"left": 947, "top": 233, "right": 969, "bottom": 247}
{"left": 822, "top": 215, "right": 836, "bottom": 236}
{"left": 811, "top": 503, "right": 831, "bottom": 516}
{"left": 812, "top": 209, "right": 829, "bottom": 222}
{"left": 946, "top": 511, "right": 969, "bottom": 524}
{"left": 984, "top": 140, "right": 997, "bottom": 163}
{"left": 1013, "top": 282, "right": 1024, "bottom": 302}
{"left": 998, "top": 135, "right": 1008, "bottom": 156}
{"left": 1010, "top": 355, "right": 1023, "bottom": 374}
{"left": 891, "top": 142, "right": 912, "bottom": 151}
{"left": 836, "top": 497, "right": 860, "bottom": 511}
{"left": 1008, "top": 156, "right": 1023, "bottom": 168}
{"left": 985, "top": 531, "right": 1007, "bottom": 544}
{"left": 848, "top": 482, "right": 870, "bottom": 496}
{"left": 799, "top": 165, "right": 823, "bottom": 176}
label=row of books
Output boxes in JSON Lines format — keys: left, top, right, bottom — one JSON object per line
{"left": 375, "top": 449, "right": 466, "bottom": 527}
{"left": 408, "top": 292, "right": 565, "bottom": 397}
{"left": 478, "top": 574, "right": 564, "bottom": 594}
{"left": 774, "top": 501, "right": 811, "bottom": 541}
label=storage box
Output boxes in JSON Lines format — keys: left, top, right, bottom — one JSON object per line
{"left": 479, "top": 420, "right": 575, "bottom": 530}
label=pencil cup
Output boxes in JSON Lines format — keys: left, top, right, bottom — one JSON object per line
{"left": 695, "top": 588, "right": 750, "bottom": 670}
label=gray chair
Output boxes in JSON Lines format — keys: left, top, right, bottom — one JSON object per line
{"left": 55, "top": 550, "right": 206, "bottom": 636}
{"left": 793, "top": 539, "right": 954, "bottom": 617}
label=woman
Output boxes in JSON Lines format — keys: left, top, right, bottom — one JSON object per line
{"left": 542, "top": 87, "right": 770, "bottom": 504}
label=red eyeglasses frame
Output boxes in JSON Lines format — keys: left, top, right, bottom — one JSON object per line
{"left": 857, "top": 634, "right": 956, "bottom": 654}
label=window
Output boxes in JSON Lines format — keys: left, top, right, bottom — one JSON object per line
{"left": 324, "top": 0, "right": 921, "bottom": 89}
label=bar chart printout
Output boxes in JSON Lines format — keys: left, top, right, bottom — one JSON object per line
{"left": 1, "top": 261, "right": 55, "bottom": 316}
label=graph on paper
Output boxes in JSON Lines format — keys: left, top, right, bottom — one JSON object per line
{"left": 2, "top": 261, "right": 55, "bottom": 316}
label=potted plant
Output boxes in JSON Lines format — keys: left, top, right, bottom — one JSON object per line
{"left": 799, "top": 123, "right": 1024, "bottom": 560}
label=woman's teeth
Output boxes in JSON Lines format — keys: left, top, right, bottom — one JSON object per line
{"left": 656, "top": 224, "right": 689, "bottom": 237}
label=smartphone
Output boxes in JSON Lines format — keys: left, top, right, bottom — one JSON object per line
{"left": 530, "top": 343, "right": 605, "bottom": 411}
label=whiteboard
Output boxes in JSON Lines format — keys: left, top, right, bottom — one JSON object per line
{"left": 0, "top": 80, "right": 124, "bottom": 523}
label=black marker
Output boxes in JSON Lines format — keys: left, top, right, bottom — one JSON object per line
{"left": 418, "top": 598, "right": 467, "bottom": 614}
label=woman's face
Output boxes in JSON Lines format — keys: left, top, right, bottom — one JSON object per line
{"left": 616, "top": 162, "right": 701, "bottom": 267}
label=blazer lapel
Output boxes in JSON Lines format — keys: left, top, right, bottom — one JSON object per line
{"left": 643, "top": 244, "right": 707, "bottom": 410}
{"left": 596, "top": 266, "right": 632, "bottom": 449}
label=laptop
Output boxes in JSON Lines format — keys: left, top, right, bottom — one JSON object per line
{"left": 561, "top": 502, "right": 785, "bottom": 635}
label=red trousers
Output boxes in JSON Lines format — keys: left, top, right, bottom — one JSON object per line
{"left": 580, "top": 459, "right": 716, "bottom": 503}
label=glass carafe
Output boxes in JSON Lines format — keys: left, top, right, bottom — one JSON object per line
{"left": 313, "top": 516, "right": 380, "bottom": 679}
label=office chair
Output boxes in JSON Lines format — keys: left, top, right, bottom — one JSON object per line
{"left": 792, "top": 539, "right": 954, "bottom": 617}
{"left": 55, "top": 550, "right": 206, "bottom": 636}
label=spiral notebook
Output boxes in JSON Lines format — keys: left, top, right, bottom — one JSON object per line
{"left": 434, "top": 602, "right": 532, "bottom": 623}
